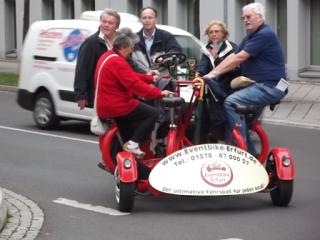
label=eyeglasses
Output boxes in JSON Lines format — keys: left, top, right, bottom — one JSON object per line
{"left": 241, "top": 14, "right": 258, "bottom": 21}
{"left": 208, "top": 30, "right": 222, "bottom": 34}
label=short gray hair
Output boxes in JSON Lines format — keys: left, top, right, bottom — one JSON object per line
{"left": 243, "top": 2, "right": 265, "bottom": 21}
{"left": 100, "top": 8, "right": 121, "bottom": 28}
{"left": 113, "top": 27, "right": 139, "bottom": 50}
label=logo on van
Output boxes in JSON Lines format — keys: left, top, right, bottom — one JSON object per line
{"left": 61, "top": 29, "right": 88, "bottom": 62}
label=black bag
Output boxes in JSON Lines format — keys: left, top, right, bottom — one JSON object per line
{"left": 205, "top": 79, "right": 228, "bottom": 125}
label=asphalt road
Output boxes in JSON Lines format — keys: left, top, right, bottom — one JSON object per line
{"left": 1, "top": 90, "right": 320, "bottom": 240}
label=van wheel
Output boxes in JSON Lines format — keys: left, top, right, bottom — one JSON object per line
{"left": 33, "top": 92, "right": 59, "bottom": 129}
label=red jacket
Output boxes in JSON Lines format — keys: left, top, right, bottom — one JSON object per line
{"left": 94, "top": 50, "right": 162, "bottom": 119}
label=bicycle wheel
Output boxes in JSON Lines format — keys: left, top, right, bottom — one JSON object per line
{"left": 114, "top": 167, "right": 136, "bottom": 212}
{"left": 266, "top": 154, "right": 294, "bottom": 206}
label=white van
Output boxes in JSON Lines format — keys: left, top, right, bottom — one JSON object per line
{"left": 17, "top": 11, "right": 204, "bottom": 129}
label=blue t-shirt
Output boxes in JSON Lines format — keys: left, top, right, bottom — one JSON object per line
{"left": 237, "top": 24, "right": 286, "bottom": 86}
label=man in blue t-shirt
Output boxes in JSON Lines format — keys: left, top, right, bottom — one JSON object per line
{"left": 204, "top": 2, "right": 288, "bottom": 156}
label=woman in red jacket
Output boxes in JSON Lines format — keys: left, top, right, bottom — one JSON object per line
{"left": 95, "top": 28, "right": 172, "bottom": 158}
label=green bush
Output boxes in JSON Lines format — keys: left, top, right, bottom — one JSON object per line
{"left": 0, "top": 73, "right": 18, "bottom": 86}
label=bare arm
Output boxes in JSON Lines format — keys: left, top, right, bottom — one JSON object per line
{"left": 203, "top": 50, "right": 250, "bottom": 79}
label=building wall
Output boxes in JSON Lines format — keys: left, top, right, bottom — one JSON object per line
{"left": 0, "top": 0, "right": 6, "bottom": 59}
{"left": 0, "top": 0, "right": 319, "bottom": 81}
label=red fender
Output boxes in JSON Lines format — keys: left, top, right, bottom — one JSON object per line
{"left": 99, "top": 125, "right": 118, "bottom": 174}
{"left": 270, "top": 148, "right": 295, "bottom": 180}
{"left": 116, "top": 151, "right": 138, "bottom": 183}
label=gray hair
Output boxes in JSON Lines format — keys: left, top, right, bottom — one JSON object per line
{"left": 100, "top": 8, "right": 121, "bottom": 28}
{"left": 243, "top": 2, "right": 265, "bottom": 22}
{"left": 203, "top": 20, "right": 229, "bottom": 39}
{"left": 113, "top": 27, "right": 139, "bottom": 50}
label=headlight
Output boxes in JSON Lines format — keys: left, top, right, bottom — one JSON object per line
{"left": 282, "top": 157, "right": 291, "bottom": 167}
{"left": 123, "top": 158, "right": 132, "bottom": 169}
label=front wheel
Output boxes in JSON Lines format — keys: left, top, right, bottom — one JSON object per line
{"left": 266, "top": 155, "right": 294, "bottom": 206}
{"left": 270, "top": 180, "right": 294, "bottom": 206}
{"left": 114, "top": 167, "right": 136, "bottom": 212}
{"left": 33, "top": 91, "right": 59, "bottom": 129}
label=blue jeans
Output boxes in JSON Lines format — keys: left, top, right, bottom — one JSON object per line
{"left": 224, "top": 83, "right": 286, "bottom": 156}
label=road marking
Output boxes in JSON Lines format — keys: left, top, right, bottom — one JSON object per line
{"left": 220, "top": 239, "right": 244, "bottom": 240}
{"left": 0, "top": 125, "right": 98, "bottom": 144}
{"left": 53, "top": 198, "right": 129, "bottom": 216}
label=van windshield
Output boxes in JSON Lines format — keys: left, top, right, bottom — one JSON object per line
{"left": 174, "top": 35, "right": 203, "bottom": 66}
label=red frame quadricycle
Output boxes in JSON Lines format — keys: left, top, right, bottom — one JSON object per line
{"left": 97, "top": 52, "right": 295, "bottom": 212}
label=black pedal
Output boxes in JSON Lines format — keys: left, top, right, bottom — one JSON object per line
{"left": 97, "top": 162, "right": 110, "bottom": 173}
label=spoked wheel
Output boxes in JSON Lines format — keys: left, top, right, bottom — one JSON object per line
{"left": 114, "top": 167, "right": 136, "bottom": 212}
{"left": 266, "top": 154, "right": 294, "bottom": 206}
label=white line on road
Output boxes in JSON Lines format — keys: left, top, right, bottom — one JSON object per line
{"left": 219, "top": 239, "right": 244, "bottom": 240}
{"left": 53, "top": 198, "right": 129, "bottom": 216}
{"left": 0, "top": 125, "right": 98, "bottom": 144}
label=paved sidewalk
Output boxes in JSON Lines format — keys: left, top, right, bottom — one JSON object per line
{"left": 0, "top": 189, "right": 7, "bottom": 232}
{"left": 263, "top": 80, "right": 320, "bottom": 129}
{"left": 0, "top": 60, "right": 19, "bottom": 74}
{"left": 0, "top": 188, "right": 44, "bottom": 240}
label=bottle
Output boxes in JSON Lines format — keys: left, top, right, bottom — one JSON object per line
{"left": 188, "top": 58, "right": 196, "bottom": 79}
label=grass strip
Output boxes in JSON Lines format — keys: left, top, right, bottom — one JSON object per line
{"left": 0, "top": 73, "right": 18, "bottom": 86}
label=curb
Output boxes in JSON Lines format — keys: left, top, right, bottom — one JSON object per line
{"left": 0, "top": 85, "right": 17, "bottom": 92}
{"left": 262, "top": 117, "right": 320, "bottom": 130}
{"left": 0, "top": 188, "right": 44, "bottom": 239}
{"left": 0, "top": 188, "right": 8, "bottom": 232}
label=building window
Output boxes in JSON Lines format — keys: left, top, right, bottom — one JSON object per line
{"left": 311, "top": 0, "right": 320, "bottom": 65}
{"left": 4, "top": 0, "right": 17, "bottom": 58}
{"left": 187, "top": 0, "right": 200, "bottom": 38}
{"left": 62, "top": 0, "right": 75, "bottom": 19}
{"left": 277, "top": 0, "right": 287, "bottom": 62}
{"left": 153, "top": 0, "right": 168, "bottom": 25}
{"left": 128, "top": 0, "right": 143, "bottom": 16}
{"left": 42, "top": 0, "right": 54, "bottom": 20}
{"left": 81, "top": 0, "right": 95, "bottom": 11}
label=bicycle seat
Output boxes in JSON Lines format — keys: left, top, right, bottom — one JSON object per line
{"left": 230, "top": 103, "right": 259, "bottom": 115}
{"left": 161, "top": 96, "right": 185, "bottom": 108}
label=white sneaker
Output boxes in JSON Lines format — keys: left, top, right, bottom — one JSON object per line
{"left": 123, "top": 141, "right": 146, "bottom": 159}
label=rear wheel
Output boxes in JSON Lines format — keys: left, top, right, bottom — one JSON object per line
{"left": 33, "top": 91, "right": 59, "bottom": 129}
{"left": 114, "top": 167, "right": 136, "bottom": 212}
{"left": 266, "top": 154, "right": 294, "bottom": 206}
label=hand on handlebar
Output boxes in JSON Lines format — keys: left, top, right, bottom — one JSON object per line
{"left": 161, "top": 90, "right": 175, "bottom": 97}
{"left": 147, "top": 70, "right": 160, "bottom": 82}
{"left": 147, "top": 69, "right": 160, "bottom": 76}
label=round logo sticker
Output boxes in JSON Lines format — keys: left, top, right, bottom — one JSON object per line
{"left": 62, "top": 29, "right": 87, "bottom": 62}
{"left": 201, "top": 160, "right": 233, "bottom": 187}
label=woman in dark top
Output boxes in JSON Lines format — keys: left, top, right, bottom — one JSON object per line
{"left": 197, "top": 20, "right": 240, "bottom": 142}
{"left": 197, "top": 20, "right": 239, "bottom": 95}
